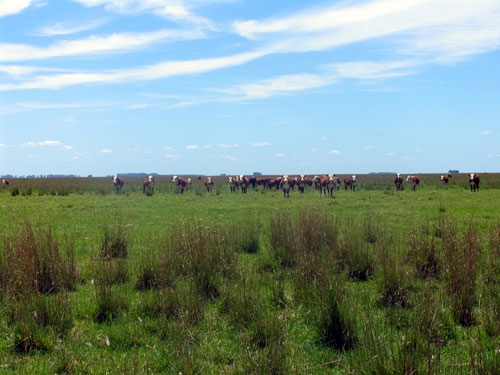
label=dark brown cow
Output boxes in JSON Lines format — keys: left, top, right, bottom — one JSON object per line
{"left": 143, "top": 175, "right": 155, "bottom": 195}
{"left": 279, "top": 175, "right": 291, "bottom": 198}
{"left": 204, "top": 177, "right": 214, "bottom": 192}
{"left": 172, "top": 175, "right": 189, "bottom": 194}
{"left": 469, "top": 173, "right": 480, "bottom": 192}
{"left": 113, "top": 176, "right": 125, "bottom": 193}
{"left": 344, "top": 175, "right": 357, "bottom": 191}
{"left": 406, "top": 175, "right": 420, "bottom": 191}
{"left": 394, "top": 173, "right": 404, "bottom": 191}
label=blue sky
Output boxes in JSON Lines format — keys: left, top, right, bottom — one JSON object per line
{"left": 1, "top": 0, "right": 499, "bottom": 177}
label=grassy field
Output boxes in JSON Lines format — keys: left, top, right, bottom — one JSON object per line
{"left": 0, "top": 174, "right": 500, "bottom": 374}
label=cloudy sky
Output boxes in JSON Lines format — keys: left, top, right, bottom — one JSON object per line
{"left": 1, "top": 0, "right": 499, "bottom": 177}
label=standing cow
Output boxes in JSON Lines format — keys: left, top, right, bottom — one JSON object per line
{"left": 406, "top": 175, "right": 420, "bottom": 191}
{"left": 441, "top": 174, "right": 449, "bottom": 185}
{"left": 280, "top": 175, "right": 291, "bottom": 198}
{"left": 318, "top": 174, "right": 337, "bottom": 197}
{"left": 394, "top": 173, "right": 404, "bottom": 191}
{"left": 344, "top": 175, "right": 357, "bottom": 191}
{"left": 469, "top": 174, "right": 480, "bottom": 192}
{"left": 113, "top": 176, "right": 125, "bottom": 193}
{"left": 239, "top": 175, "right": 250, "bottom": 194}
{"left": 204, "top": 177, "right": 214, "bottom": 192}
{"left": 172, "top": 175, "right": 189, "bottom": 194}
{"left": 2, "top": 179, "right": 9, "bottom": 186}
{"left": 143, "top": 175, "right": 155, "bottom": 195}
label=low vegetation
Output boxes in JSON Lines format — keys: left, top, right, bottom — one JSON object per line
{"left": 0, "top": 174, "right": 499, "bottom": 373}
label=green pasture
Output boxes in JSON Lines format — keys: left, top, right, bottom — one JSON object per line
{"left": 0, "top": 175, "right": 499, "bottom": 374}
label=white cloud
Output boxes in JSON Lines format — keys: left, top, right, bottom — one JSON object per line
{"left": 0, "top": 0, "right": 32, "bottom": 17}
{"left": 101, "top": 149, "right": 112, "bottom": 153}
{"left": 328, "top": 149, "right": 341, "bottom": 155}
{"left": 73, "top": 0, "right": 215, "bottom": 28}
{"left": 33, "top": 19, "right": 106, "bottom": 36}
{"left": 252, "top": 142, "right": 271, "bottom": 147}
{"left": 164, "top": 146, "right": 175, "bottom": 152}
{"left": 0, "top": 29, "right": 206, "bottom": 63}
{"left": 482, "top": 130, "right": 492, "bottom": 135}
{"left": 275, "top": 153, "right": 285, "bottom": 158}
{"left": 22, "top": 140, "right": 62, "bottom": 147}
{"left": 218, "top": 143, "right": 239, "bottom": 148}
{"left": 186, "top": 145, "right": 199, "bottom": 150}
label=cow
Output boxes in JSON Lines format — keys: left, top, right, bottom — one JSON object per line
{"left": 204, "top": 177, "right": 214, "bottom": 192}
{"left": 440, "top": 174, "right": 452, "bottom": 185}
{"left": 296, "top": 175, "right": 307, "bottom": 193}
{"left": 2, "top": 179, "right": 9, "bottom": 186}
{"left": 172, "top": 175, "right": 189, "bottom": 194}
{"left": 143, "top": 175, "right": 155, "bottom": 195}
{"left": 406, "top": 175, "right": 420, "bottom": 191}
{"left": 469, "top": 173, "right": 480, "bottom": 192}
{"left": 318, "top": 174, "right": 337, "bottom": 197}
{"left": 394, "top": 173, "right": 404, "bottom": 191}
{"left": 344, "top": 175, "right": 357, "bottom": 191}
{"left": 279, "top": 175, "right": 291, "bottom": 198}
{"left": 228, "top": 176, "right": 239, "bottom": 192}
{"left": 239, "top": 175, "right": 250, "bottom": 194}
{"left": 113, "top": 176, "right": 125, "bottom": 193}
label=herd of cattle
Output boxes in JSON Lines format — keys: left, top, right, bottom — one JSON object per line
{"left": 109, "top": 173, "right": 481, "bottom": 196}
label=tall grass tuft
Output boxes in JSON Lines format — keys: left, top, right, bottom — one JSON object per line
{"left": 242, "top": 313, "right": 288, "bottom": 375}
{"left": 316, "top": 281, "right": 357, "bottom": 351}
{"left": 0, "top": 221, "right": 77, "bottom": 295}
{"left": 269, "top": 210, "right": 297, "bottom": 267}
{"left": 480, "top": 223, "right": 500, "bottom": 336}
{"left": 99, "top": 224, "right": 128, "bottom": 259}
{"left": 441, "top": 220, "right": 480, "bottom": 326}
{"left": 339, "top": 216, "right": 376, "bottom": 282}
{"left": 407, "top": 226, "right": 441, "bottom": 280}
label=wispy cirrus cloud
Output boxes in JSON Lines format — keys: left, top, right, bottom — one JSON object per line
{"left": 33, "top": 19, "right": 107, "bottom": 36}
{"left": 73, "top": 0, "right": 215, "bottom": 28}
{"left": 0, "top": 29, "right": 206, "bottom": 63}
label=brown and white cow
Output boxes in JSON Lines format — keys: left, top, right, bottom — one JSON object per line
{"left": 2, "top": 179, "right": 9, "bottom": 186}
{"left": 469, "top": 173, "right": 480, "bottom": 192}
{"left": 143, "top": 175, "right": 155, "bottom": 195}
{"left": 279, "top": 175, "right": 291, "bottom": 198}
{"left": 239, "top": 175, "right": 250, "bottom": 194}
{"left": 228, "top": 176, "right": 239, "bottom": 192}
{"left": 394, "top": 173, "right": 404, "bottom": 191}
{"left": 113, "top": 176, "right": 125, "bottom": 193}
{"left": 296, "top": 175, "right": 307, "bottom": 193}
{"left": 344, "top": 175, "right": 357, "bottom": 191}
{"left": 318, "top": 174, "right": 338, "bottom": 197}
{"left": 204, "top": 177, "right": 214, "bottom": 192}
{"left": 440, "top": 173, "right": 452, "bottom": 185}
{"left": 172, "top": 175, "right": 189, "bottom": 194}
{"left": 406, "top": 175, "right": 420, "bottom": 191}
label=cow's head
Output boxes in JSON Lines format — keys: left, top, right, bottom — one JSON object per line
{"left": 172, "top": 176, "right": 178, "bottom": 183}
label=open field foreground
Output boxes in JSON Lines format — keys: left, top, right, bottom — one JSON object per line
{"left": 1, "top": 174, "right": 500, "bottom": 374}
